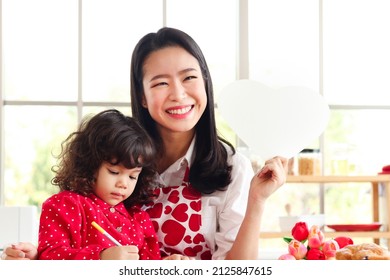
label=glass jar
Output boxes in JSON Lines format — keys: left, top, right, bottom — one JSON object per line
{"left": 298, "top": 149, "right": 321, "bottom": 175}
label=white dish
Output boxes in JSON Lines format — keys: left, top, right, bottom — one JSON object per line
{"left": 279, "top": 214, "right": 326, "bottom": 232}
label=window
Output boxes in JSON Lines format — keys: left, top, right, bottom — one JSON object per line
{"left": 248, "top": 0, "right": 390, "bottom": 248}
{"left": 0, "top": 0, "right": 238, "bottom": 206}
{"left": 0, "top": 0, "right": 163, "bottom": 206}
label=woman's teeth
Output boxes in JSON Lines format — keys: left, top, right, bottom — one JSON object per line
{"left": 167, "top": 106, "right": 192, "bottom": 115}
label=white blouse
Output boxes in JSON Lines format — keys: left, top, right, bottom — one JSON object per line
{"left": 157, "top": 139, "right": 254, "bottom": 260}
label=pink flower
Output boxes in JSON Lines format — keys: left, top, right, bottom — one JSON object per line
{"left": 306, "top": 248, "right": 326, "bottom": 260}
{"left": 278, "top": 254, "right": 296, "bottom": 260}
{"left": 282, "top": 222, "right": 354, "bottom": 261}
{"left": 307, "top": 225, "right": 325, "bottom": 249}
{"left": 322, "top": 239, "right": 340, "bottom": 259}
{"left": 288, "top": 239, "right": 308, "bottom": 260}
{"left": 291, "top": 222, "right": 309, "bottom": 241}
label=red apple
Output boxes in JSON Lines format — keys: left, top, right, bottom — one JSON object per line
{"left": 334, "top": 236, "right": 354, "bottom": 248}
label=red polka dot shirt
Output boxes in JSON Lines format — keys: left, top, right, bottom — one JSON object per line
{"left": 38, "top": 191, "right": 161, "bottom": 260}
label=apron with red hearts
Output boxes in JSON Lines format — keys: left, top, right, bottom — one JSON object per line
{"left": 145, "top": 168, "right": 212, "bottom": 260}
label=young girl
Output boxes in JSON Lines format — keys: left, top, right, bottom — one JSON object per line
{"left": 37, "top": 109, "right": 161, "bottom": 260}
{"left": 3, "top": 28, "right": 288, "bottom": 261}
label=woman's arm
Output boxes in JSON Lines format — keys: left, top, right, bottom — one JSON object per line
{"left": 225, "top": 156, "right": 288, "bottom": 260}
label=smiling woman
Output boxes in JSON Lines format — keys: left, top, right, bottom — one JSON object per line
{"left": 141, "top": 46, "right": 207, "bottom": 140}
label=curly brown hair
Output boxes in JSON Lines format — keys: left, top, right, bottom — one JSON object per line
{"left": 51, "top": 109, "right": 159, "bottom": 207}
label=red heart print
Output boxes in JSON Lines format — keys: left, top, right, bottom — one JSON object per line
{"left": 146, "top": 202, "right": 162, "bottom": 218}
{"left": 182, "top": 186, "right": 201, "bottom": 200}
{"left": 161, "top": 220, "right": 186, "bottom": 246}
{"left": 184, "top": 235, "right": 192, "bottom": 244}
{"left": 193, "top": 233, "right": 205, "bottom": 244}
{"left": 190, "top": 201, "right": 201, "bottom": 212}
{"left": 200, "top": 250, "right": 212, "bottom": 260}
{"left": 172, "top": 203, "right": 188, "bottom": 222}
{"left": 162, "top": 186, "right": 175, "bottom": 194}
{"left": 193, "top": 245, "right": 203, "bottom": 253}
{"left": 183, "top": 247, "right": 197, "bottom": 257}
{"left": 167, "top": 190, "right": 180, "bottom": 204}
{"left": 183, "top": 245, "right": 204, "bottom": 256}
{"left": 164, "top": 205, "right": 172, "bottom": 214}
{"left": 164, "top": 247, "right": 182, "bottom": 256}
{"left": 188, "top": 213, "right": 201, "bottom": 232}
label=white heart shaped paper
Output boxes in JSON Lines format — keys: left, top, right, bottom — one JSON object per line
{"left": 218, "top": 80, "right": 330, "bottom": 161}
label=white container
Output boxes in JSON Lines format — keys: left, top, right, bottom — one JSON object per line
{"left": 0, "top": 206, "right": 38, "bottom": 248}
{"left": 279, "top": 214, "right": 326, "bottom": 232}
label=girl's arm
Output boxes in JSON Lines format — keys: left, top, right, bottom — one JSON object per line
{"left": 38, "top": 193, "right": 106, "bottom": 260}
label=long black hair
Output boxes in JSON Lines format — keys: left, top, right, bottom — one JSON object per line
{"left": 51, "top": 109, "right": 159, "bottom": 207}
{"left": 130, "top": 27, "right": 235, "bottom": 194}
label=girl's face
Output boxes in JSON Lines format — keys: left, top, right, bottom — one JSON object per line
{"left": 93, "top": 162, "right": 142, "bottom": 206}
{"left": 142, "top": 46, "right": 207, "bottom": 135}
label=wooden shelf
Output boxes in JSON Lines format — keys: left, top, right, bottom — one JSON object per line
{"left": 260, "top": 175, "right": 390, "bottom": 249}
{"left": 260, "top": 231, "right": 390, "bottom": 239}
{"left": 286, "top": 174, "right": 390, "bottom": 183}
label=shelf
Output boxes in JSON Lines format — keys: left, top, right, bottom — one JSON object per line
{"left": 260, "top": 175, "right": 390, "bottom": 249}
{"left": 260, "top": 231, "right": 390, "bottom": 239}
{"left": 287, "top": 174, "right": 390, "bottom": 183}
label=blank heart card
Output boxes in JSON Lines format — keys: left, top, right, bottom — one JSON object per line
{"left": 217, "top": 79, "right": 330, "bottom": 161}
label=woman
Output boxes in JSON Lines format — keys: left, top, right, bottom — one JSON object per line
{"left": 2, "top": 27, "right": 287, "bottom": 260}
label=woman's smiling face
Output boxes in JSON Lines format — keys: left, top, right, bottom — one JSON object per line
{"left": 141, "top": 46, "right": 207, "bottom": 135}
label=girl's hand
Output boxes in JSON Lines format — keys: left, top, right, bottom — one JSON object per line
{"left": 249, "top": 156, "right": 288, "bottom": 203}
{"left": 1, "top": 242, "right": 38, "bottom": 260}
{"left": 100, "top": 245, "right": 140, "bottom": 260}
{"left": 163, "top": 254, "right": 193, "bottom": 260}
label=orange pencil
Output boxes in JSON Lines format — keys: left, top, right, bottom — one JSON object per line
{"left": 91, "top": 221, "right": 122, "bottom": 246}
